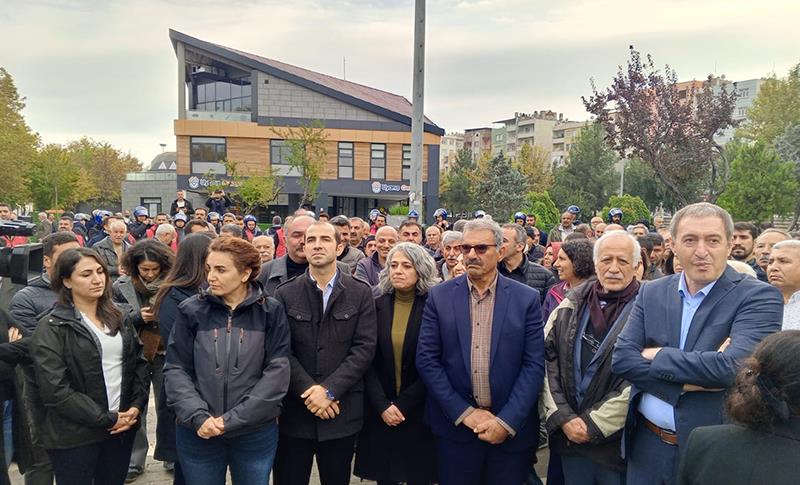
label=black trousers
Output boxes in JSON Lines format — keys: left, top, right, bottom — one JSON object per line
{"left": 47, "top": 430, "right": 135, "bottom": 485}
{"left": 273, "top": 434, "right": 357, "bottom": 485}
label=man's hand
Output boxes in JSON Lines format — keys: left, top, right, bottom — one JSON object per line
{"left": 718, "top": 337, "right": 731, "bottom": 352}
{"left": 302, "top": 385, "right": 333, "bottom": 415}
{"left": 140, "top": 307, "right": 156, "bottom": 323}
{"left": 381, "top": 404, "right": 406, "bottom": 426}
{"left": 197, "top": 416, "right": 225, "bottom": 439}
{"left": 683, "top": 384, "right": 724, "bottom": 392}
{"left": 319, "top": 401, "right": 340, "bottom": 420}
{"left": 462, "top": 408, "right": 494, "bottom": 430}
{"left": 641, "top": 347, "right": 662, "bottom": 361}
{"left": 8, "top": 327, "right": 21, "bottom": 342}
{"left": 474, "top": 418, "right": 510, "bottom": 445}
{"left": 561, "top": 417, "right": 590, "bottom": 444}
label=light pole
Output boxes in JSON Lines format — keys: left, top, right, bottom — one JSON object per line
{"left": 409, "top": 0, "right": 426, "bottom": 223}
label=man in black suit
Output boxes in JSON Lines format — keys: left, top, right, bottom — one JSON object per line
{"left": 612, "top": 203, "right": 783, "bottom": 485}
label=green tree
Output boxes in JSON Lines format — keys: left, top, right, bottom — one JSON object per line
{"left": 66, "top": 137, "right": 141, "bottom": 208}
{"left": 439, "top": 148, "right": 476, "bottom": 216}
{"left": 206, "top": 159, "right": 283, "bottom": 214}
{"left": 524, "top": 191, "right": 560, "bottom": 232}
{"left": 474, "top": 154, "right": 527, "bottom": 222}
{"left": 271, "top": 120, "right": 328, "bottom": 206}
{"left": 775, "top": 124, "right": 800, "bottom": 229}
{"left": 550, "top": 123, "right": 617, "bottom": 215}
{"left": 0, "top": 67, "right": 39, "bottom": 206}
{"left": 717, "top": 141, "right": 798, "bottom": 223}
{"left": 742, "top": 63, "right": 800, "bottom": 144}
{"left": 515, "top": 143, "right": 554, "bottom": 193}
{"left": 622, "top": 157, "right": 702, "bottom": 212}
{"left": 28, "top": 144, "right": 97, "bottom": 210}
{"left": 602, "top": 194, "right": 651, "bottom": 226}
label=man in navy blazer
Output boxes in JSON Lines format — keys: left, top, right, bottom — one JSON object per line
{"left": 612, "top": 203, "right": 783, "bottom": 485}
{"left": 417, "top": 219, "right": 545, "bottom": 485}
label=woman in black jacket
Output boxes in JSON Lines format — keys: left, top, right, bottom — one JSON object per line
{"left": 354, "top": 243, "right": 439, "bottom": 485}
{"left": 29, "top": 247, "right": 149, "bottom": 485}
{"left": 151, "top": 232, "right": 213, "bottom": 484}
{"left": 163, "top": 237, "right": 290, "bottom": 485}
{"left": 678, "top": 331, "right": 800, "bottom": 485}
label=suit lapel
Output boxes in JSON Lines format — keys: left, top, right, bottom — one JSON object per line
{"left": 683, "top": 267, "right": 738, "bottom": 351}
{"left": 490, "top": 277, "right": 510, "bottom": 367}
{"left": 453, "top": 278, "right": 473, "bottom": 377}
{"left": 666, "top": 275, "right": 683, "bottom": 347}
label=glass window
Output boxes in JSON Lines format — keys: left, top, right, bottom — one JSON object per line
{"left": 197, "top": 84, "right": 206, "bottom": 103}
{"left": 402, "top": 145, "right": 412, "bottom": 180}
{"left": 141, "top": 198, "right": 162, "bottom": 216}
{"left": 216, "top": 81, "right": 230, "bottom": 99}
{"left": 371, "top": 143, "right": 386, "bottom": 179}
{"left": 338, "top": 142, "right": 354, "bottom": 179}
{"left": 271, "top": 140, "right": 293, "bottom": 166}
{"left": 190, "top": 137, "right": 226, "bottom": 175}
{"left": 231, "top": 83, "right": 242, "bottom": 99}
{"left": 242, "top": 83, "right": 251, "bottom": 98}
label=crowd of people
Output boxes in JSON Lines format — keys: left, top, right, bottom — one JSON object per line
{"left": 0, "top": 195, "right": 798, "bottom": 485}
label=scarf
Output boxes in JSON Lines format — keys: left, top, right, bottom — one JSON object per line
{"left": 587, "top": 279, "right": 640, "bottom": 338}
{"left": 134, "top": 275, "right": 164, "bottom": 306}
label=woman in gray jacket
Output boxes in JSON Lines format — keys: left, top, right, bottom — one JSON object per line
{"left": 164, "top": 237, "right": 290, "bottom": 485}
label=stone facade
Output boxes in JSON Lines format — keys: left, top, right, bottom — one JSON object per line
{"left": 256, "top": 72, "right": 393, "bottom": 122}
{"left": 121, "top": 172, "right": 177, "bottom": 214}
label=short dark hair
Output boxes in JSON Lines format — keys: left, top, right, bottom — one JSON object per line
{"left": 560, "top": 239, "right": 596, "bottom": 279}
{"left": 329, "top": 215, "right": 350, "bottom": 228}
{"left": 647, "top": 232, "right": 664, "bottom": 246}
{"left": 734, "top": 221, "right": 759, "bottom": 241}
{"left": 564, "top": 232, "right": 588, "bottom": 242}
{"left": 399, "top": 220, "right": 423, "bottom": 234}
{"left": 186, "top": 220, "right": 209, "bottom": 233}
{"left": 42, "top": 231, "right": 78, "bottom": 257}
{"left": 637, "top": 236, "right": 654, "bottom": 253}
{"left": 121, "top": 239, "right": 175, "bottom": 278}
{"left": 727, "top": 331, "right": 800, "bottom": 430}
{"left": 220, "top": 224, "right": 243, "bottom": 238}
{"left": 306, "top": 221, "right": 341, "bottom": 244}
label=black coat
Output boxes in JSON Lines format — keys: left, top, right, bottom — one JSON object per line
{"left": 274, "top": 270, "right": 377, "bottom": 442}
{"left": 28, "top": 304, "right": 150, "bottom": 450}
{"left": 354, "top": 292, "right": 436, "bottom": 483}
{"left": 678, "top": 421, "right": 800, "bottom": 485}
{"left": 0, "top": 310, "right": 34, "bottom": 484}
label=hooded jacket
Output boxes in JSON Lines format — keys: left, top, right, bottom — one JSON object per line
{"left": 164, "top": 283, "right": 291, "bottom": 437}
{"left": 28, "top": 303, "right": 149, "bottom": 450}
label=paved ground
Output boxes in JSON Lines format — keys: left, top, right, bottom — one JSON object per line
{"left": 8, "top": 394, "right": 549, "bottom": 484}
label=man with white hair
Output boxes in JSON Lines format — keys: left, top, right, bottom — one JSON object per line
{"left": 155, "top": 223, "right": 178, "bottom": 250}
{"left": 767, "top": 239, "right": 800, "bottom": 329}
{"left": 437, "top": 230, "right": 463, "bottom": 281}
{"left": 93, "top": 219, "right": 131, "bottom": 280}
{"left": 612, "top": 203, "right": 783, "bottom": 485}
{"left": 252, "top": 234, "right": 276, "bottom": 264}
{"left": 542, "top": 231, "right": 642, "bottom": 484}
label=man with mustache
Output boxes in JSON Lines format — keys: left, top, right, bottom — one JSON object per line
{"left": 417, "top": 219, "right": 545, "bottom": 485}
{"left": 730, "top": 222, "right": 763, "bottom": 281}
{"left": 754, "top": 228, "right": 790, "bottom": 281}
{"left": 612, "top": 203, "right": 783, "bottom": 485}
{"left": 437, "top": 230, "right": 463, "bottom": 281}
{"left": 542, "top": 231, "right": 642, "bottom": 484}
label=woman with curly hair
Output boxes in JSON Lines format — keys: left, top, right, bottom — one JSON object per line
{"left": 677, "top": 331, "right": 800, "bottom": 485}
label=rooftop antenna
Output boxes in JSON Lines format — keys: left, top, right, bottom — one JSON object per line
{"left": 159, "top": 143, "right": 166, "bottom": 153}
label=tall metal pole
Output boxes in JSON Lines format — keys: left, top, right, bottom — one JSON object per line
{"left": 409, "top": 0, "right": 426, "bottom": 223}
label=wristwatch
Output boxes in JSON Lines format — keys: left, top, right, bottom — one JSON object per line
{"left": 325, "top": 389, "right": 336, "bottom": 401}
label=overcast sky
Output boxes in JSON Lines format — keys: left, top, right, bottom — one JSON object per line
{"left": 2, "top": 0, "right": 798, "bottom": 166}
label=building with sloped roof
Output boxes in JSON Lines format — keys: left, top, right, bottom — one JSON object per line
{"left": 169, "top": 29, "right": 444, "bottom": 220}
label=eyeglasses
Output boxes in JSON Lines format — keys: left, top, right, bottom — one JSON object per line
{"left": 459, "top": 244, "right": 497, "bottom": 255}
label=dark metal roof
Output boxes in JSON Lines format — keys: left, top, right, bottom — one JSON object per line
{"left": 148, "top": 151, "right": 177, "bottom": 172}
{"left": 169, "top": 29, "right": 445, "bottom": 136}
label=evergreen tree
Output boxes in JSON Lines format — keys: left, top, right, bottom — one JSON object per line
{"left": 717, "top": 141, "right": 798, "bottom": 224}
{"left": 439, "top": 148, "right": 476, "bottom": 216}
{"left": 550, "top": 123, "right": 617, "bottom": 215}
{"left": 515, "top": 143, "right": 554, "bottom": 193}
{"left": 474, "top": 154, "right": 527, "bottom": 222}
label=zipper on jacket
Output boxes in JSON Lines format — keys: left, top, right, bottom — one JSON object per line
{"left": 223, "top": 312, "right": 233, "bottom": 410}
{"left": 234, "top": 328, "right": 244, "bottom": 369}
{"left": 213, "top": 328, "right": 220, "bottom": 370}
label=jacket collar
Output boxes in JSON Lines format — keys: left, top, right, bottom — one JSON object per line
{"left": 268, "top": 255, "right": 289, "bottom": 280}
{"left": 48, "top": 302, "right": 84, "bottom": 323}
{"left": 201, "top": 282, "right": 265, "bottom": 312}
